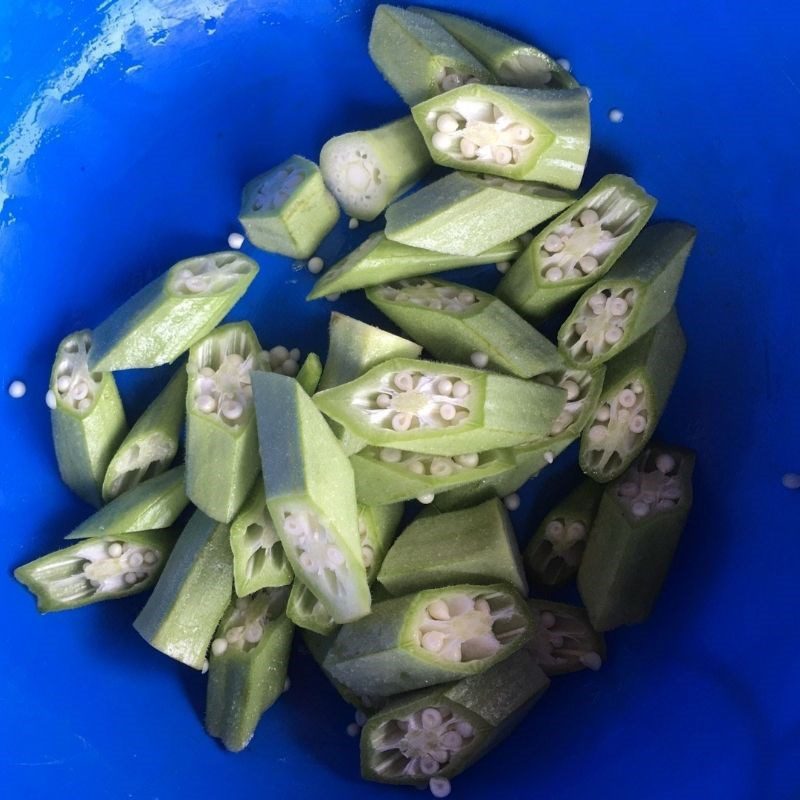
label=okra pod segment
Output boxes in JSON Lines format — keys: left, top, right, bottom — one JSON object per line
{"left": 286, "top": 580, "right": 337, "bottom": 636}
{"left": 296, "top": 352, "right": 323, "bottom": 396}
{"left": 358, "top": 503, "right": 404, "bottom": 584}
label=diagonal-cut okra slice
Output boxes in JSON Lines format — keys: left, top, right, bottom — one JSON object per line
{"left": 360, "top": 647, "right": 549, "bottom": 786}
{"left": 323, "top": 583, "right": 534, "bottom": 696}
{"left": 88, "top": 252, "right": 258, "bottom": 372}
{"left": 185, "top": 322, "right": 270, "bottom": 523}
{"left": 384, "top": 172, "right": 574, "bottom": 256}
{"left": 65, "top": 465, "right": 187, "bottom": 540}
{"left": 205, "top": 586, "right": 293, "bottom": 751}
{"left": 287, "top": 580, "right": 337, "bottom": 636}
{"left": 378, "top": 499, "right": 527, "bottom": 595}
{"left": 296, "top": 352, "right": 323, "bottom": 395}
{"left": 577, "top": 444, "right": 695, "bottom": 631}
{"left": 497, "top": 175, "right": 657, "bottom": 320}
{"left": 367, "top": 276, "right": 563, "bottom": 378}
{"left": 580, "top": 309, "right": 686, "bottom": 482}
{"left": 306, "top": 232, "right": 523, "bottom": 300}
{"left": 238, "top": 155, "right": 339, "bottom": 259}
{"left": 14, "top": 530, "right": 174, "bottom": 613}
{"left": 359, "top": 503, "right": 404, "bottom": 584}
{"left": 412, "top": 84, "right": 590, "bottom": 188}
{"left": 49, "top": 330, "right": 128, "bottom": 507}
{"left": 102, "top": 366, "right": 187, "bottom": 502}
{"left": 523, "top": 478, "right": 603, "bottom": 588}
{"left": 368, "top": 5, "right": 492, "bottom": 106}
{"left": 527, "top": 599, "right": 606, "bottom": 675}
{"left": 133, "top": 509, "right": 234, "bottom": 669}
{"left": 557, "top": 222, "right": 696, "bottom": 368}
{"left": 320, "top": 116, "right": 432, "bottom": 221}
{"left": 253, "top": 372, "right": 371, "bottom": 623}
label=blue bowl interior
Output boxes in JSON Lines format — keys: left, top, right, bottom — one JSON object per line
{"left": 1, "top": 1, "right": 799, "bottom": 798}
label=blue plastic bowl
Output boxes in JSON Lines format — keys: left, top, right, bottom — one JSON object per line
{"left": 1, "top": 2, "right": 798, "bottom": 798}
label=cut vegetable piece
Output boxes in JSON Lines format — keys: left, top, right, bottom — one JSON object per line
{"left": 497, "top": 174, "right": 657, "bottom": 320}
{"left": 206, "top": 586, "right": 293, "bottom": 751}
{"left": 577, "top": 444, "right": 695, "bottom": 631}
{"left": 367, "top": 276, "right": 562, "bottom": 378}
{"left": 296, "top": 352, "right": 323, "bottom": 395}
{"left": 368, "top": 5, "right": 492, "bottom": 106}
{"left": 557, "top": 222, "right": 695, "bottom": 368}
{"left": 580, "top": 309, "right": 686, "bottom": 482}
{"left": 102, "top": 366, "right": 187, "bottom": 502}
{"left": 238, "top": 155, "right": 340, "bottom": 259}
{"left": 287, "top": 580, "right": 337, "bottom": 635}
{"left": 133, "top": 510, "right": 234, "bottom": 669}
{"left": 253, "top": 372, "right": 371, "bottom": 623}
{"left": 384, "top": 172, "right": 574, "bottom": 256}
{"left": 185, "top": 322, "right": 270, "bottom": 523}
{"left": 323, "top": 583, "right": 533, "bottom": 696}
{"left": 358, "top": 503, "right": 404, "bottom": 583}
{"left": 88, "top": 252, "right": 258, "bottom": 371}
{"left": 49, "top": 330, "right": 128, "bottom": 507}
{"left": 14, "top": 530, "right": 174, "bottom": 613}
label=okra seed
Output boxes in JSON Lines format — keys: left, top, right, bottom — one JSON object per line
{"left": 124, "top": 572, "right": 138, "bottom": 585}
{"left": 227, "top": 232, "right": 245, "bottom": 250}
{"left": 346, "top": 723, "right": 360, "bottom": 737}
{"left": 503, "top": 493, "right": 521, "bottom": 511}
{"left": 455, "top": 453, "right": 479, "bottom": 468}
{"left": 562, "top": 379, "right": 580, "bottom": 401}
{"left": 782, "top": 473, "right": 800, "bottom": 489}
{"left": 619, "top": 482, "right": 639, "bottom": 498}
{"left": 540, "top": 611, "right": 556, "bottom": 628}
{"left": 631, "top": 500, "right": 650, "bottom": 518}
{"left": 45, "top": 390, "right": 57, "bottom": 409}
{"left": 656, "top": 453, "right": 676, "bottom": 474}
{"left": 221, "top": 400, "right": 244, "bottom": 420}
{"left": 361, "top": 545, "right": 374, "bottom": 567}
{"left": 409, "top": 461, "right": 426, "bottom": 475}
{"left": 201, "top": 659, "right": 209, "bottom": 674}
{"left": 661, "top": 486, "right": 682, "bottom": 501}
{"left": 656, "top": 499, "right": 676, "bottom": 511}
{"left": 432, "top": 132, "right": 454, "bottom": 151}
{"left": 281, "top": 359, "right": 299, "bottom": 376}
{"left": 441, "top": 731, "right": 462, "bottom": 750}
{"left": 417, "top": 493, "right": 436, "bottom": 505}
{"left": 580, "top": 652, "right": 603, "bottom": 671}
{"left": 143, "top": 551, "right": 157, "bottom": 565}
{"left": 392, "top": 412, "right": 413, "bottom": 431}
{"left": 78, "top": 398, "right": 92, "bottom": 411}
{"left": 608, "top": 108, "right": 624, "bottom": 123}
{"left": 545, "top": 267, "right": 564, "bottom": 282}
{"left": 580, "top": 208, "right": 600, "bottom": 227}
{"left": 544, "top": 234, "right": 564, "bottom": 253}
{"left": 588, "top": 294, "right": 607, "bottom": 313}
{"left": 348, "top": 217, "right": 359, "bottom": 230}
{"left": 596, "top": 405, "right": 611, "bottom": 422}
{"left": 618, "top": 389, "right": 637, "bottom": 408}
{"left": 129, "top": 552, "right": 144, "bottom": 569}
{"left": 72, "top": 382, "right": 89, "bottom": 400}
{"left": 380, "top": 447, "right": 402, "bottom": 463}
{"left": 495, "top": 260, "right": 511, "bottom": 273}
{"left": 420, "top": 756, "right": 440, "bottom": 776}
{"left": 452, "top": 381, "right": 470, "bottom": 399}
{"left": 200, "top": 366, "right": 215, "bottom": 378}
{"left": 546, "top": 520, "right": 565, "bottom": 538}
{"left": 439, "top": 403, "right": 456, "bottom": 421}
{"left": 107, "top": 542, "right": 123, "bottom": 558}
{"left": 376, "top": 393, "right": 392, "bottom": 409}
{"left": 544, "top": 451, "right": 555, "bottom": 464}
{"left": 459, "top": 138, "right": 478, "bottom": 158}
{"left": 289, "top": 348, "right": 301, "bottom": 361}
{"left": 270, "top": 345, "right": 289, "bottom": 363}
{"left": 394, "top": 372, "right": 414, "bottom": 391}
{"left": 56, "top": 376, "right": 71, "bottom": 392}
{"left": 307, "top": 256, "right": 324, "bottom": 274}
{"left": 422, "top": 631, "right": 445, "bottom": 652}
{"left": 588, "top": 425, "right": 608, "bottom": 442}
{"left": 421, "top": 708, "right": 444, "bottom": 729}
{"left": 579, "top": 255, "right": 599, "bottom": 273}
{"left": 427, "top": 600, "right": 451, "bottom": 621}
{"left": 632, "top": 380, "right": 644, "bottom": 394}
{"left": 226, "top": 626, "right": 244, "bottom": 643}
{"left": 244, "top": 622, "right": 263, "bottom": 643}
{"left": 436, "top": 378, "right": 453, "bottom": 396}
{"left": 629, "top": 415, "right": 647, "bottom": 433}
{"left": 556, "top": 57, "right": 571, "bottom": 71}
{"left": 455, "top": 721, "right": 474, "bottom": 738}
{"left": 441, "top": 73, "right": 463, "bottom": 91}
{"left": 211, "top": 638, "right": 228, "bottom": 656}
{"left": 604, "top": 327, "right": 623, "bottom": 345}
{"left": 512, "top": 125, "right": 531, "bottom": 141}
{"left": 436, "top": 113, "right": 460, "bottom": 133}
{"left": 469, "top": 352, "right": 488, "bottom": 368}
{"left": 474, "top": 598, "right": 491, "bottom": 615}
{"left": 284, "top": 677, "right": 291, "bottom": 692}
{"left": 430, "top": 458, "right": 453, "bottom": 477}
{"left": 327, "top": 546, "right": 345, "bottom": 566}
{"left": 196, "top": 394, "right": 217, "bottom": 414}
{"left": 609, "top": 297, "right": 629, "bottom": 316}
{"left": 493, "top": 145, "right": 512, "bottom": 165}
{"left": 567, "top": 521, "right": 586, "bottom": 539}
{"left": 457, "top": 291, "right": 475, "bottom": 305}
{"left": 186, "top": 276, "right": 208, "bottom": 293}
{"left": 429, "top": 777, "right": 451, "bottom": 798}
{"left": 325, "top": 293, "right": 341, "bottom": 302}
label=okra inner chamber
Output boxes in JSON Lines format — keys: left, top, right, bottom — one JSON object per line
{"left": 210, "top": 586, "right": 289, "bottom": 656}
{"left": 376, "top": 448, "right": 483, "bottom": 477}
{"left": 242, "top": 515, "right": 286, "bottom": 583}
{"left": 562, "top": 286, "right": 637, "bottom": 363}
{"left": 535, "top": 516, "right": 589, "bottom": 577}
{"left": 52, "top": 331, "right": 103, "bottom": 413}
{"left": 168, "top": 252, "right": 255, "bottom": 296}
{"left": 531, "top": 607, "right": 603, "bottom": 672}
{"left": 105, "top": 437, "right": 175, "bottom": 499}
{"left": 375, "top": 280, "right": 482, "bottom": 312}
{"left": 616, "top": 450, "right": 685, "bottom": 518}
{"left": 248, "top": 163, "right": 306, "bottom": 214}
{"left": 536, "top": 368, "right": 595, "bottom": 436}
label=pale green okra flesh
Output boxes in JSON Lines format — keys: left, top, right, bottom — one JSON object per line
{"left": 296, "top": 352, "right": 323, "bottom": 395}
{"left": 358, "top": 503, "right": 404, "bottom": 584}
{"left": 286, "top": 580, "right": 337, "bottom": 635}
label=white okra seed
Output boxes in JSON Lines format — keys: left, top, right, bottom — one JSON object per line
{"left": 543, "top": 234, "right": 563, "bottom": 253}
{"left": 392, "top": 412, "right": 413, "bottom": 432}
{"left": 609, "top": 108, "right": 624, "bottom": 123}
{"left": 380, "top": 447, "right": 402, "bottom": 463}
{"left": 436, "top": 113, "right": 459, "bottom": 133}
{"left": 289, "top": 347, "right": 301, "bottom": 361}
{"left": 493, "top": 145, "right": 512, "bottom": 165}
{"left": 545, "top": 267, "right": 564, "bottom": 282}
{"left": 631, "top": 500, "right": 650, "bottom": 517}
{"left": 429, "top": 777, "right": 451, "bottom": 798}
{"left": 417, "top": 493, "right": 435, "bottom": 505}
{"left": 427, "top": 600, "right": 450, "bottom": 620}
{"left": 348, "top": 217, "right": 359, "bottom": 230}
{"left": 455, "top": 453, "right": 479, "bottom": 468}
{"left": 540, "top": 611, "right": 557, "bottom": 628}
{"left": 782, "top": 472, "right": 800, "bottom": 490}
{"left": 459, "top": 138, "right": 477, "bottom": 158}
{"left": 439, "top": 403, "right": 456, "bottom": 421}
{"left": 143, "top": 551, "right": 157, "bottom": 565}
{"left": 196, "top": 394, "right": 217, "bottom": 414}
{"left": 436, "top": 378, "right": 453, "bottom": 396}
{"left": 107, "top": 542, "right": 123, "bottom": 558}
{"left": 604, "top": 327, "right": 624, "bottom": 345}
{"left": 618, "top": 389, "right": 637, "bottom": 408}
{"left": 77, "top": 398, "right": 92, "bottom": 411}
{"left": 580, "top": 208, "right": 600, "bottom": 227}
{"left": 221, "top": 400, "right": 244, "bottom": 420}
{"left": 580, "top": 652, "right": 603, "bottom": 671}
{"left": 546, "top": 520, "right": 565, "bottom": 538}
{"left": 307, "top": 256, "right": 324, "bottom": 274}
{"left": 421, "top": 708, "right": 443, "bottom": 728}
{"left": 452, "top": 381, "right": 469, "bottom": 398}
{"left": 469, "top": 352, "right": 489, "bottom": 369}
{"left": 629, "top": 415, "right": 647, "bottom": 433}
{"left": 432, "top": 132, "right": 453, "bottom": 151}
{"left": 346, "top": 723, "right": 360, "bottom": 737}
{"left": 201, "top": 659, "right": 209, "bottom": 674}
{"left": 45, "top": 389, "right": 57, "bottom": 409}
{"left": 8, "top": 380, "right": 26, "bottom": 398}
{"left": 579, "top": 255, "right": 599, "bottom": 273}
{"left": 325, "top": 293, "right": 341, "bottom": 302}
{"left": 656, "top": 453, "right": 677, "bottom": 474}
{"left": 503, "top": 493, "right": 521, "bottom": 511}
{"left": 421, "top": 756, "right": 440, "bottom": 776}
{"left": 556, "top": 57, "right": 571, "bottom": 71}
{"left": 408, "top": 461, "right": 426, "bottom": 475}
{"left": 211, "top": 637, "right": 228, "bottom": 656}
{"left": 422, "top": 631, "right": 445, "bottom": 652}
{"left": 124, "top": 572, "right": 138, "bottom": 585}
{"left": 495, "top": 261, "right": 511, "bottom": 274}
{"left": 595, "top": 405, "right": 611, "bottom": 422}
{"left": 588, "top": 425, "right": 608, "bottom": 442}
{"left": 227, "top": 232, "right": 245, "bottom": 249}
{"left": 376, "top": 393, "right": 392, "bottom": 409}
{"left": 129, "top": 552, "right": 144, "bottom": 569}
{"left": 544, "top": 450, "right": 555, "bottom": 464}
{"left": 281, "top": 359, "right": 299, "bottom": 376}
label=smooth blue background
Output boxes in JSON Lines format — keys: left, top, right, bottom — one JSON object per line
{"left": 1, "top": 1, "right": 799, "bottom": 798}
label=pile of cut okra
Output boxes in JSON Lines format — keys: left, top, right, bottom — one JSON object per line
{"left": 15, "top": 5, "right": 697, "bottom": 797}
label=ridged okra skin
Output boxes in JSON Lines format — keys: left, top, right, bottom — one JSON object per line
{"left": 578, "top": 444, "right": 695, "bottom": 631}
{"left": 88, "top": 252, "right": 258, "bottom": 371}
{"left": 49, "top": 330, "right": 128, "bottom": 507}
{"left": 359, "top": 503, "right": 404, "bottom": 584}
{"left": 296, "top": 352, "right": 323, "bottom": 395}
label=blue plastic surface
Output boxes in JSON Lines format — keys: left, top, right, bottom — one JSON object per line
{"left": 1, "top": 1, "right": 799, "bottom": 798}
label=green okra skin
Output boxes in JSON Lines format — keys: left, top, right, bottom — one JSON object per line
{"left": 238, "top": 155, "right": 339, "bottom": 259}
{"left": 497, "top": 174, "right": 658, "bottom": 321}
{"left": 65, "top": 465, "right": 188, "bottom": 540}
{"left": 577, "top": 444, "right": 695, "bottom": 631}
{"left": 14, "top": 530, "right": 175, "bottom": 613}
{"left": 253, "top": 371, "right": 371, "bottom": 623}
{"left": 360, "top": 647, "right": 549, "bottom": 786}
{"left": 87, "top": 252, "right": 259, "bottom": 372}
{"left": 580, "top": 309, "right": 686, "bottom": 483}
{"left": 367, "top": 276, "right": 563, "bottom": 378}
{"left": 49, "top": 330, "right": 128, "bottom": 508}
{"left": 306, "top": 232, "right": 524, "bottom": 300}
{"left": 133, "top": 509, "right": 234, "bottom": 669}
{"left": 358, "top": 502, "right": 404, "bottom": 584}
{"left": 368, "top": 5, "right": 492, "bottom": 106}
{"left": 557, "top": 222, "right": 696, "bottom": 369}
{"left": 412, "top": 84, "right": 590, "bottom": 189}
{"left": 523, "top": 478, "right": 603, "bottom": 588}
{"left": 102, "top": 366, "right": 187, "bottom": 502}
{"left": 286, "top": 580, "right": 337, "bottom": 636}
{"left": 384, "top": 172, "right": 574, "bottom": 257}
{"left": 185, "top": 322, "right": 270, "bottom": 523}
{"left": 323, "top": 583, "right": 534, "bottom": 696}
{"left": 206, "top": 587, "right": 293, "bottom": 752}
{"left": 378, "top": 498, "right": 528, "bottom": 595}
{"left": 296, "top": 352, "right": 323, "bottom": 396}
{"left": 320, "top": 116, "right": 432, "bottom": 222}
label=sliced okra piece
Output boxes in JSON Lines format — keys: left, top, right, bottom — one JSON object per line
{"left": 253, "top": 372, "right": 371, "bottom": 623}
{"left": 557, "top": 222, "right": 696, "bottom": 368}
{"left": 580, "top": 309, "right": 686, "bottom": 482}
{"left": 360, "top": 647, "right": 549, "bottom": 786}
{"left": 133, "top": 509, "right": 234, "bottom": 669}
{"left": 238, "top": 155, "right": 339, "bottom": 259}
{"left": 286, "top": 580, "right": 337, "bottom": 636}
{"left": 497, "top": 174, "right": 657, "bottom": 321}
{"left": 14, "top": 530, "right": 174, "bottom": 613}
{"left": 367, "top": 276, "right": 562, "bottom": 378}
{"left": 320, "top": 116, "right": 432, "bottom": 221}
{"left": 358, "top": 502, "right": 404, "bottom": 584}
{"left": 323, "top": 583, "right": 534, "bottom": 696}
{"left": 88, "top": 252, "right": 258, "bottom": 372}
{"left": 523, "top": 478, "right": 603, "bottom": 588}
{"left": 378, "top": 498, "right": 527, "bottom": 596}
{"left": 306, "top": 232, "right": 523, "bottom": 300}
{"left": 49, "top": 330, "right": 128, "bottom": 507}
{"left": 65, "top": 465, "right": 188, "bottom": 540}
{"left": 368, "top": 5, "right": 492, "bottom": 106}
{"left": 205, "top": 586, "right": 293, "bottom": 751}
{"left": 296, "top": 352, "right": 323, "bottom": 395}
{"left": 102, "top": 366, "right": 187, "bottom": 502}
{"left": 412, "top": 84, "right": 590, "bottom": 189}
{"left": 577, "top": 444, "right": 695, "bottom": 631}
{"left": 185, "top": 322, "right": 270, "bottom": 523}
{"left": 384, "top": 171, "right": 574, "bottom": 256}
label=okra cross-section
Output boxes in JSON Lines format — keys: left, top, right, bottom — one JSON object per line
{"left": 323, "top": 583, "right": 534, "bottom": 696}
{"left": 313, "top": 357, "right": 565, "bottom": 456}
{"left": 286, "top": 580, "right": 337, "bottom": 635}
